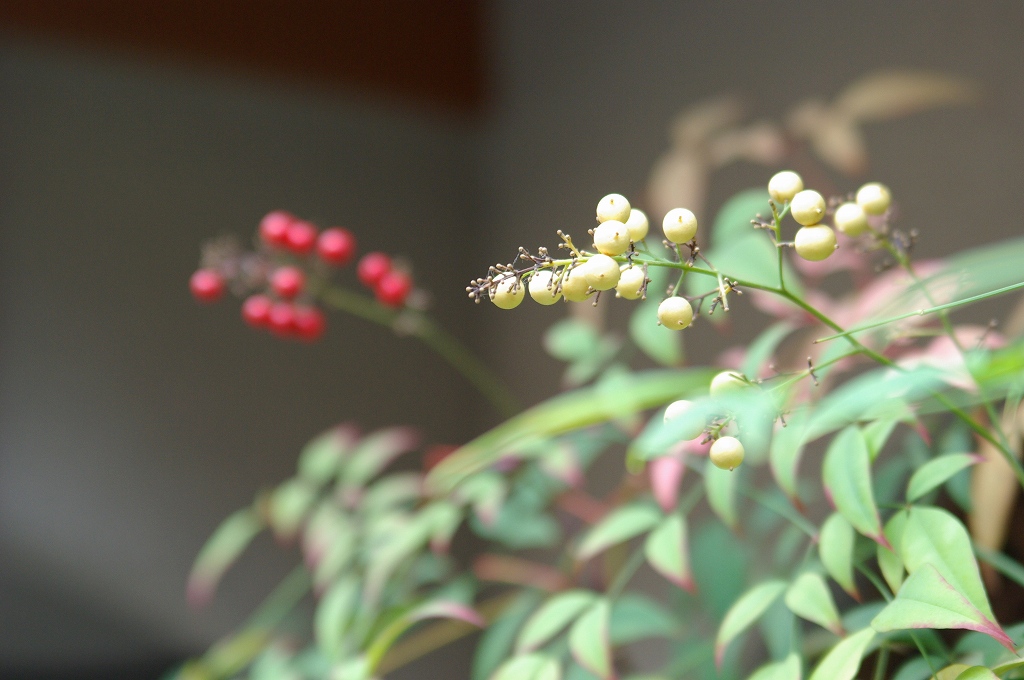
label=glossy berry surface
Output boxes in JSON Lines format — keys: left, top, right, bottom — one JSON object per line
{"left": 358, "top": 252, "right": 392, "bottom": 288}
{"left": 271, "top": 266, "right": 306, "bottom": 299}
{"left": 657, "top": 296, "right": 693, "bottom": 330}
{"left": 190, "top": 269, "right": 225, "bottom": 303}
{"left": 259, "top": 211, "right": 293, "bottom": 247}
{"left": 285, "top": 221, "right": 318, "bottom": 254}
{"left": 317, "top": 228, "right": 357, "bottom": 266}
{"left": 241, "top": 294, "right": 273, "bottom": 327}
{"left": 293, "top": 306, "right": 327, "bottom": 341}
{"left": 528, "top": 270, "right": 561, "bottom": 305}
{"left": 710, "top": 436, "right": 745, "bottom": 471}
{"left": 376, "top": 271, "right": 413, "bottom": 307}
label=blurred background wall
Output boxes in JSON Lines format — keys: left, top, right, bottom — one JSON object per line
{"left": 2, "top": 1, "right": 1024, "bottom": 677}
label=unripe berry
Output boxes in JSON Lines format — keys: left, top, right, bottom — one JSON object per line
{"left": 271, "top": 266, "right": 305, "bottom": 299}
{"left": 528, "top": 269, "right": 561, "bottom": 305}
{"left": 710, "top": 436, "right": 745, "bottom": 471}
{"left": 190, "top": 269, "right": 225, "bottom": 303}
{"left": 596, "top": 193, "right": 631, "bottom": 224}
{"left": 833, "top": 202, "right": 868, "bottom": 236}
{"left": 856, "top": 182, "right": 892, "bottom": 216}
{"left": 357, "top": 252, "right": 392, "bottom": 288}
{"left": 624, "top": 209, "right": 649, "bottom": 242}
{"left": 317, "top": 227, "right": 357, "bottom": 266}
{"left": 560, "top": 266, "right": 591, "bottom": 302}
{"left": 583, "top": 254, "right": 621, "bottom": 291}
{"left": 267, "top": 302, "right": 296, "bottom": 336}
{"left": 490, "top": 276, "right": 525, "bottom": 309}
{"left": 285, "top": 221, "right": 318, "bottom": 254}
{"left": 241, "top": 294, "right": 272, "bottom": 327}
{"left": 663, "top": 399, "right": 705, "bottom": 440}
{"left": 768, "top": 171, "right": 804, "bottom": 204}
{"left": 662, "top": 208, "right": 698, "bottom": 244}
{"left": 615, "top": 266, "right": 645, "bottom": 300}
{"left": 376, "top": 271, "right": 413, "bottom": 307}
{"left": 293, "top": 306, "right": 326, "bottom": 341}
{"left": 259, "top": 211, "right": 293, "bottom": 247}
{"left": 657, "top": 296, "right": 693, "bottom": 330}
{"left": 790, "top": 190, "right": 827, "bottom": 226}
{"left": 593, "top": 220, "right": 630, "bottom": 256}
{"left": 709, "top": 371, "right": 752, "bottom": 398}
{"left": 794, "top": 225, "right": 838, "bottom": 261}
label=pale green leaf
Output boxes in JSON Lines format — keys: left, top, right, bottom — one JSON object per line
{"left": 906, "top": 454, "right": 981, "bottom": 502}
{"left": 609, "top": 594, "right": 681, "bottom": 644}
{"left": 187, "top": 508, "right": 264, "bottom": 606}
{"left": 644, "top": 514, "right": 693, "bottom": 591}
{"left": 715, "top": 580, "right": 787, "bottom": 666}
{"left": 516, "top": 590, "right": 596, "bottom": 653}
{"left": 545, "top": 318, "right": 600, "bottom": 363}
{"left": 955, "top": 667, "right": 999, "bottom": 680}
{"left": 807, "top": 628, "right": 876, "bottom": 680}
{"left": 492, "top": 654, "right": 562, "bottom": 680}
{"left": 297, "top": 425, "right": 358, "bottom": 485}
{"left": 819, "top": 513, "right": 857, "bottom": 598}
{"left": 706, "top": 461, "right": 740, "bottom": 530}
{"left": 577, "top": 503, "right": 662, "bottom": 561}
{"left": 878, "top": 511, "right": 907, "bottom": 594}
{"left": 748, "top": 653, "right": 801, "bottom": 680}
{"left": 769, "top": 413, "right": 808, "bottom": 503}
{"left": 822, "top": 427, "right": 884, "bottom": 543}
{"left": 268, "top": 478, "right": 318, "bottom": 539}
{"left": 569, "top": 600, "right": 613, "bottom": 679}
{"left": 342, "top": 427, "right": 419, "bottom": 488}
{"left": 741, "top": 322, "right": 796, "bottom": 381}
{"left": 630, "top": 295, "right": 683, "bottom": 366}
{"left": 472, "top": 591, "right": 542, "bottom": 680}
{"left": 784, "top": 572, "right": 843, "bottom": 635}
{"left": 314, "top": 576, "right": 359, "bottom": 659}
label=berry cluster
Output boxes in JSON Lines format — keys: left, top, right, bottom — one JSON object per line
{"left": 190, "top": 211, "right": 417, "bottom": 342}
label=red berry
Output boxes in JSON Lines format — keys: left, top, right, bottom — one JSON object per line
{"left": 259, "top": 211, "right": 294, "bottom": 247}
{"left": 375, "top": 271, "right": 413, "bottom": 307}
{"left": 317, "top": 227, "right": 357, "bottom": 266}
{"left": 293, "top": 306, "right": 326, "bottom": 342}
{"left": 271, "top": 266, "right": 305, "bottom": 299}
{"left": 190, "top": 269, "right": 224, "bottom": 303}
{"left": 285, "top": 220, "right": 318, "bottom": 254}
{"left": 241, "top": 294, "right": 272, "bottom": 327}
{"left": 357, "top": 252, "right": 391, "bottom": 288}
{"left": 267, "top": 302, "right": 296, "bottom": 337}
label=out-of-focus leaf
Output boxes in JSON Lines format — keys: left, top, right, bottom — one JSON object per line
{"left": 457, "top": 472, "right": 507, "bottom": 527}
{"left": 907, "top": 454, "right": 981, "bottom": 502}
{"left": 421, "top": 500, "right": 463, "bottom": 553}
{"left": 491, "top": 654, "right": 562, "bottom": 680}
{"left": 748, "top": 653, "right": 801, "bottom": 680}
{"left": 314, "top": 575, "right": 359, "bottom": 659}
{"left": 649, "top": 456, "right": 685, "bottom": 513}
{"left": 878, "top": 512, "right": 907, "bottom": 594}
{"left": 822, "top": 427, "right": 885, "bottom": 544}
{"left": 871, "top": 564, "right": 1012, "bottom": 651}
{"left": 770, "top": 414, "right": 808, "bottom": 504}
{"left": 890, "top": 655, "right": 946, "bottom": 680}
{"left": 710, "top": 188, "right": 774, "bottom": 246}
{"left": 935, "top": 666, "right": 973, "bottom": 680}
{"left": 577, "top": 503, "right": 661, "bottom": 561}
{"left": 545, "top": 318, "right": 600, "bottom": 363}
{"left": 472, "top": 591, "right": 543, "bottom": 680}
{"left": 644, "top": 513, "right": 693, "bottom": 591}
{"left": 360, "top": 473, "right": 423, "bottom": 518}
{"left": 330, "top": 657, "right": 370, "bottom": 680}
{"left": 819, "top": 513, "right": 858, "bottom": 598}
{"left": 742, "top": 322, "right": 796, "bottom": 380}
{"left": 363, "top": 511, "right": 434, "bottom": 603}
{"left": 342, "top": 427, "right": 420, "bottom": 489}
{"left": 516, "top": 590, "right": 596, "bottom": 653}
{"left": 954, "top": 667, "right": 999, "bottom": 680}
{"left": 568, "top": 600, "right": 613, "bottom": 679}
{"left": 309, "top": 513, "right": 356, "bottom": 590}
{"left": 693, "top": 522, "right": 748, "bottom": 620}
{"left": 705, "top": 461, "right": 740, "bottom": 530}
{"left": 714, "top": 580, "right": 787, "bottom": 667}
{"left": 630, "top": 294, "right": 683, "bottom": 366}
{"left": 365, "top": 599, "right": 484, "bottom": 671}
{"left": 955, "top": 621, "right": 1024, "bottom": 666}
{"left": 187, "top": 508, "right": 264, "bottom": 607}
{"left": 268, "top": 478, "right": 318, "bottom": 540}
{"left": 834, "top": 71, "right": 978, "bottom": 122}
{"left": 609, "top": 594, "right": 680, "bottom": 644}
{"left": 807, "top": 628, "right": 875, "bottom": 680}
{"left": 784, "top": 573, "right": 843, "bottom": 636}
{"left": 298, "top": 424, "right": 359, "bottom": 485}
{"left": 249, "top": 645, "right": 299, "bottom": 680}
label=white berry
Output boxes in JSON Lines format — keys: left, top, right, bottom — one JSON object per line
{"left": 664, "top": 399, "right": 705, "bottom": 440}
{"left": 583, "top": 254, "right": 621, "bottom": 291}
{"left": 833, "top": 202, "right": 868, "bottom": 236}
{"left": 596, "top": 193, "right": 631, "bottom": 223}
{"left": 560, "top": 266, "right": 591, "bottom": 302}
{"left": 768, "top": 171, "right": 804, "bottom": 204}
{"left": 794, "top": 225, "right": 838, "bottom": 261}
{"left": 709, "top": 371, "right": 752, "bottom": 398}
{"left": 624, "top": 209, "right": 649, "bottom": 242}
{"left": 710, "top": 436, "right": 745, "bottom": 471}
{"left": 856, "top": 182, "right": 891, "bottom": 216}
{"left": 663, "top": 208, "right": 698, "bottom": 244}
{"left": 615, "top": 266, "right": 646, "bottom": 300}
{"left": 490, "top": 276, "right": 525, "bottom": 310}
{"left": 790, "top": 190, "right": 827, "bottom": 226}
{"left": 593, "top": 220, "right": 631, "bottom": 256}
{"left": 528, "top": 269, "right": 561, "bottom": 305}
{"left": 657, "top": 297, "right": 693, "bottom": 330}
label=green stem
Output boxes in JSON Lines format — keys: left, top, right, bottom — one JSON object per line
{"left": 872, "top": 644, "right": 890, "bottom": 680}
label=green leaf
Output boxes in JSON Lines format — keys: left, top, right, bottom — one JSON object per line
{"left": 342, "top": 427, "right": 420, "bottom": 489}
{"left": 187, "top": 507, "right": 264, "bottom": 606}
{"left": 643, "top": 514, "right": 693, "bottom": 591}
{"left": 492, "top": 654, "right": 562, "bottom": 680}
{"left": 748, "top": 653, "right": 802, "bottom": 680}
{"left": 360, "top": 473, "right": 423, "bottom": 517}
{"left": 545, "top": 318, "right": 601, "bottom": 363}
{"left": 472, "top": 591, "right": 543, "bottom": 680}
{"left": 630, "top": 293, "right": 683, "bottom": 366}
{"left": 714, "top": 580, "right": 787, "bottom": 666}
{"left": 705, "top": 461, "right": 740, "bottom": 530}
{"left": 365, "top": 599, "right": 483, "bottom": 670}
{"left": 871, "top": 564, "right": 1013, "bottom": 651}
{"left": 516, "top": 590, "right": 596, "bottom": 653}
{"left": 954, "top": 667, "right": 999, "bottom": 680}
{"left": 456, "top": 472, "right": 508, "bottom": 527}
{"left": 769, "top": 413, "right": 808, "bottom": 503}
{"left": 569, "top": 600, "right": 613, "bottom": 679}
{"left": 741, "top": 322, "right": 796, "bottom": 381}
{"left": 609, "top": 594, "right": 681, "bottom": 644}
{"left": 577, "top": 503, "right": 662, "bottom": 561}
{"left": 784, "top": 572, "right": 843, "bottom": 636}
{"left": 906, "top": 453, "right": 981, "bottom": 502}
{"left": 822, "top": 427, "right": 885, "bottom": 544}
{"left": 268, "top": 478, "right": 318, "bottom": 540}
{"left": 314, "top": 575, "right": 359, "bottom": 659}
{"left": 819, "top": 513, "right": 858, "bottom": 598}
{"left": 297, "top": 424, "right": 358, "bottom": 485}
{"left": 807, "top": 628, "right": 876, "bottom": 680}
{"left": 878, "top": 511, "right": 907, "bottom": 594}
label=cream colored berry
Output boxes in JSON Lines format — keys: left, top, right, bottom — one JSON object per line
{"left": 583, "top": 254, "right": 621, "bottom": 291}
{"left": 709, "top": 371, "right": 752, "bottom": 398}
{"left": 560, "top": 266, "right": 591, "bottom": 302}
{"left": 710, "top": 436, "right": 745, "bottom": 471}
{"left": 593, "top": 220, "right": 631, "bottom": 256}
{"left": 768, "top": 171, "right": 804, "bottom": 204}
{"left": 624, "top": 208, "right": 649, "bottom": 242}
{"left": 490, "top": 276, "right": 525, "bottom": 310}
{"left": 834, "top": 202, "right": 868, "bottom": 236}
{"left": 856, "top": 182, "right": 891, "bottom": 216}
{"left": 790, "top": 190, "right": 827, "bottom": 226}
{"left": 615, "top": 266, "right": 646, "bottom": 300}
{"left": 657, "top": 297, "right": 693, "bottom": 330}
{"left": 528, "top": 269, "right": 561, "bottom": 305}
{"left": 663, "top": 208, "right": 698, "bottom": 244}
{"left": 664, "top": 399, "right": 705, "bottom": 440}
{"left": 794, "top": 225, "right": 838, "bottom": 261}
{"left": 596, "top": 193, "right": 631, "bottom": 223}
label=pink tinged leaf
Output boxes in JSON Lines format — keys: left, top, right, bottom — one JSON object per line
{"left": 821, "top": 427, "right": 887, "bottom": 547}
{"left": 187, "top": 508, "right": 264, "bottom": 608}
{"left": 833, "top": 70, "right": 979, "bottom": 122}
{"left": 539, "top": 446, "right": 583, "bottom": 488}
{"left": 784, "top": 573, "right": 844, "bottom": 636}
{"left": 870, "top": 564, "right": 1014, "bottom": 652}
{"left": 473, "top": 554, "right": 569, "bottom": 592}
{"left": 297, "top": 423, "right": 360, "bottom": 485}
{"left": 342, "top": 426, "right": 421, "bottom": 489}
{"left": 807, "top": 628, "right": 876, "bottom": 680}
{"left": 714, "top": 580, "right": 787, "bottom": 668}
{"left": 568, "top": 600, "right": 613, "bottom": 680}
{"left": 410, "top": 600, "right": 485, "bottom": 628}
{"left": 649, "top": 457, "right": 685, "bottom": 513}
{"left": 643, "top": 514, "right": 694, "bottom": 592}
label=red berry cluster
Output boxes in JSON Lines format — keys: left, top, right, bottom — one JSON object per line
{"left": 190, "top": 210, "right": 416, "bottom": 343}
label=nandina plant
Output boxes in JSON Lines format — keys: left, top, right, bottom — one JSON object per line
{"left": 175, "top": 76, "right": 1024, "bottom": 680}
